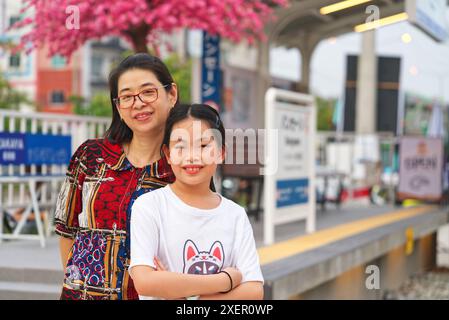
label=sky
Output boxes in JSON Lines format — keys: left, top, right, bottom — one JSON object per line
{"left": 270, "top": 11, "right": 449, "bottom": 103}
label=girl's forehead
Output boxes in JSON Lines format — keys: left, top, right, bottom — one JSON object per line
{"left": 172, "top": 117, "right": 212, "bottom": 131}
{"left": 170, "top": 118, "right": 217, "bottom": 143}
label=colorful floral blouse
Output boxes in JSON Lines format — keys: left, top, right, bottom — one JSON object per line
{"left": 54, "top": 138, "right": 174, "bottom": 300}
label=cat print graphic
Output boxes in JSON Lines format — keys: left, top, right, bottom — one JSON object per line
{"left": 183, "top": 240, "right": 224, "bottom": 275}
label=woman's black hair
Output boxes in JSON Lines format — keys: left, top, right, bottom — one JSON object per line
{"left": 161, "top": 103, "right": 225, "bottom": 192}
{"left": 105, "top": 53, "right": 179, "bottom": 144}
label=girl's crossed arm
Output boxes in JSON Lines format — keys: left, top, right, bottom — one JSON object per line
{"left": 130, "top": 265, "right": 242, "bottom": 300}
{"left": 199, "top": 213, "right": 265, "bottom": 300}
{"left": 152, "top": 256, "right": 263, "bottom": 300}
{"left": 199, "top": 281, "right": 264, "bottom": 300}
{"left": 130, "top": 198, "right": 242, "bottom": 299}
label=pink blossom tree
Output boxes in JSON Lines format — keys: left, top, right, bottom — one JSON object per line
{"left": 15, "top": 0, "right": 287, "bottom": 58}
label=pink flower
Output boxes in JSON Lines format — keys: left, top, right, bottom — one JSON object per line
{"left": 15, "top": 0, "right": 288, "bottom": 58}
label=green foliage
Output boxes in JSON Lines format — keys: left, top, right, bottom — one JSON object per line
{"left": 316, "top": 96, "right": 336, "bottom": 131}
{"left": 163, "top": 54, "right": 192, "bottom": 104}
{"left": 0, "top": 72, "right": 33, "bottom": 110}
{"left": 71, "top": 93, "right": 112, "bottom": 117}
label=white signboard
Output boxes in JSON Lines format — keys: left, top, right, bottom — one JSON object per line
{"left": 398, "top": 136, "right": 444, "bottom": 201}
{"left": 264, "top": 88, "right": 316, "bottom": 245}
{"left": 406, "top": 0, "right": 449, "bottom": 42}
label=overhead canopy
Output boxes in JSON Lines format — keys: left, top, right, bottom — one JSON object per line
{"left": 270, "top": 0, "right": 406, "bottom": 48}
{"left": 253, "top": 0, "right": 407, "bottom": 128}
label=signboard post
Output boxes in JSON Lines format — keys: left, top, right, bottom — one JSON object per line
{"left": 264, "top": 88, "right": 316, "bottom": 245}
{"left": 397, "top": 136, "right": 444, "bottom": 201}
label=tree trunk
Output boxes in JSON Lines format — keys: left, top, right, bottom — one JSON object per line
{"left": 126, "top": 24, "right": 150, "bottom": 53}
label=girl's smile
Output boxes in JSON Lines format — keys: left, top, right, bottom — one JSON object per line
{"left": 182, "top": 164, "right": 205, "bottom": 175}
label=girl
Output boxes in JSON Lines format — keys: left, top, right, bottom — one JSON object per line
{"left": 129, "top": 104, "right": 264, "bottom": 300}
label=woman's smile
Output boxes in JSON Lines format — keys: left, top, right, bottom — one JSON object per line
{"left": 133, "top": 111, "right": 154, "bottom": 122}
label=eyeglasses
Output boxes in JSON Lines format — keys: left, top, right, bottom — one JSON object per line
{"left": 114, "top": 84, "right": 170, "bottom": 109}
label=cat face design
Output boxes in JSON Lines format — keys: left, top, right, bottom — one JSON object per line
{"left": 183, "top": 240, "right": 224, "bottom": 275}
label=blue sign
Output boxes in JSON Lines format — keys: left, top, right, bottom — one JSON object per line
{"left": 201, "top": 31, "right": 221, "bottom": 110}
{"left": 0, "top": 133, "right": 26, "bottom": 165}
{"left": 26, "top": 134, "right": 71, "bottom": 165}
{"left": 0, "top": 133, "right": 71, "bottom": 165}
{"left": 276, "top": 178, "right": 309, "bottom": 208}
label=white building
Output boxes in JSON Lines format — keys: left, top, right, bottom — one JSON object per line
{"left": 0, "top": 0, "right": 36, "bottom": 112}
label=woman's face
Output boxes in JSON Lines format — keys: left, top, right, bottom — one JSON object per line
{"left": 116, "top": 68, "right": 177, "bottom": 137}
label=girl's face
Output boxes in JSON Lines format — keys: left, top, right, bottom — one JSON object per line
{"left": 116, "top": 68, "right": 177, "bottom": 137}
{"left": 163, "top": 117, "right": 224, "bottom": 188}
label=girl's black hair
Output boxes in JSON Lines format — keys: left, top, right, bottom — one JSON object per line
{"left": 105, "top": 53, "right": 179, "bottom": 144}
{"left": 162, "top": 103, "right": 225, "bottom": 192}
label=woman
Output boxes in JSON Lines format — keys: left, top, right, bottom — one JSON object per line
{"left": 54, "top": 53, "right": 178, "bottom": 300}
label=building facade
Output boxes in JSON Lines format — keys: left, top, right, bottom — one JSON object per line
{"left": 0, "top": 0, "right": 129, "bottom": 114}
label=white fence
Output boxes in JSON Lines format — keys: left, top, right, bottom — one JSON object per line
{"left": 0, "top": 110, "right": 110, "bottom": 245}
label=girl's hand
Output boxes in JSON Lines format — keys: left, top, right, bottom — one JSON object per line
{"left": 154, "top": 257, "right": 190, "bottom": 300}
{"left": 153, "top": 257, "right": 167, "bottom": 271}
{"left": 222, "top": 267, "right": 242, "bottom": 290}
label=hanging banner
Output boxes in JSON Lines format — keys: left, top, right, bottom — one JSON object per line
{"left": 201, "top": 31, "right": 221, "bottom": 111}
{"left": 397, "top": 136, "right": 443, "bottom": 201}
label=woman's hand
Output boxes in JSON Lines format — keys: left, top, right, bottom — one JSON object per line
{"left": 222, "top": 267, "right": 242, "bottom": 291}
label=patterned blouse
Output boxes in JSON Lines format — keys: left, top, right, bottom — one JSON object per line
{"left": 54, "top": 138, "right": 174, "bottom": 300}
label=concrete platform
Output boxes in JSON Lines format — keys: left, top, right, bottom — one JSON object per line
{"left": 260, "top": 205, "right": 449, "bottom": 299}
{"left": 0, "top": 232, "right": 62, "bottom": 299}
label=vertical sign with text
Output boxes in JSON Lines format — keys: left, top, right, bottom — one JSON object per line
{"left": 201, "top": 31, "right": 221, "bottom": 111}
{"left": 276, "top": 107, "right": 311, "bottom": 208}
{"left": 264, "top": 88, "right": 317, "bottom": 245}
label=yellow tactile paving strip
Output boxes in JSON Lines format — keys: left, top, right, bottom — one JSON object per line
{"left": 258, "top": 205, "right": 437, "bottom": 265}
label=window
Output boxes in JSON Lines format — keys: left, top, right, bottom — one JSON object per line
{"left": 91, "top": 56, "right": 103, "bottom": 77}
{"left": 9, "top": 53, "right": 21, "bottom": 68}
{"left": 51, "top": 55, "right": 66, "bottom": 68}
{"left": 51, "top": 91, "right": 65, "bottom": 104}
{"left": 9, "top": 16, "right": 21, "bottom": 28}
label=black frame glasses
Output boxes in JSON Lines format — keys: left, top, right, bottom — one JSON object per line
{"left": 114, "top": 84, "right": 170, "bottom": 109}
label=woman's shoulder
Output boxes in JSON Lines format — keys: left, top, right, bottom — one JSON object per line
{"left": 74, "top": 138, "right": 123, "bottom": 169}
{"left": 76, "top": 138, "right": 121, "bottom": 154}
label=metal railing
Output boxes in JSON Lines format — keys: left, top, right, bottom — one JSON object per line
{"left": 0, "top": 109, "right": 110, "bottom": 220}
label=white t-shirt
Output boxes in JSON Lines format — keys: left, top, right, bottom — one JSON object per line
{"left": 129, "top": 184, "right": 264, "bottom": 300}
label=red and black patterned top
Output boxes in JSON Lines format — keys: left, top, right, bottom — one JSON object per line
{"left": 54, "top": 138, "right": 174, "bottom": 300}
